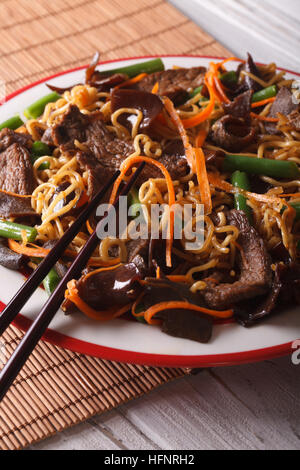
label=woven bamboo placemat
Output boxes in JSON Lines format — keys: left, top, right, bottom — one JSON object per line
{"left": 0, "top": 0, "right": 230, "bottom": 450}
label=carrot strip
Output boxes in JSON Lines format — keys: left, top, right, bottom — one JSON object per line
{"left": 109, "top": 155, "right": 175, "bottom": 267}
{"left": 207, "top": 172, "right": 284, "bottom": 206}
{"left": 76, "top": 191, "right": 89, "bottom": 208}
{"left": 213, "top": 75, "right": 230, "bottom": 104}
{"left": 8, "top": 239, "right": 50, "bottom": 257}
{"left": 143, "top": 301, "right": 234, "bottom": 325}
{"left": 162, "top": 97, "right": 195, "bottom": 170}
{"left": 180, "top": 79, "right": 216, "bottom": 129}
{"left": 151, "top": 81, "right": 159, "bottom": 94}
{"left": 251, "top": 97, "right": 276, "bottom": 108}
{"left": 194, "top": 148, "right": 212, "bottom": 214}
{"left": 65, "top": 279, "right": 131, "bottom": 321}
{"left": 250, "top": 112, "right": 279, "bottom": 123}
{"left": 195, "top": 129, "right": 207, "bottom": 148}
{"left": 114, "top": 73, "right": 147, "bottom": 90}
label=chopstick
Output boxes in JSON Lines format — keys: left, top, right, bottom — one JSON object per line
{"left": 0, "top": 162, "right": 145, "bottom": 402}
{"left": 0, "top": 171, "right": 121, "bottom": 337}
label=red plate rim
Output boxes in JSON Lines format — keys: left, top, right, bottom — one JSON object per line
{"left": 1, "top": 54, "right": 298, "bottom": 368}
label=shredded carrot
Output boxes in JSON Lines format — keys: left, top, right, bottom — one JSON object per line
{"left": 86, "top": 218, "right": 94, "bottom": 235}
{"left": 162, "top": 97, "right": 195, "bottom": 170}
{"left": 114, "top": 73, "right": 147, "bottom": 90}
{"left": 65, "top": 279, "right": 131, "bottom": 321}
{"left": 207, "top": 172, "right": 284, "bottom": 206}
{"left": 251, "top": 97, "right": 276, "bottom": 108}
{"left": 250, "top": 112, "right": 279, "bottom": 123}
{"left": 194, "top": 147, "right": 212, "bottom": 214}
{"left": 8, "top": 239, "right": 50, "bottom": 257}
{"left": 167, "top": 275, "right": 190, "bottom": 284}
{"left": 278, "top": 192, "right": 300, "bottom": 198}
{"left": 213, "top": 75, "right": 230, "bottom": 104}
{"left": 180, "top": 78, "right": 216, "bottom": 129}
{"left": 143, "top": 301, "right": 234, "bottom": 325}
{"left": 195, "top": 129, "right": 207, "bottom": 148}
{"left": 151, "top": 81, "right": 159, "bottom": 94}
{"left": 163, "top": 98, "right": 212, "bottom": 214}
{"left": 156, "top": 266, "right": 161, "bottom": 279}
{"left": 109, "top": 155, "right": 175, "bottom": 267}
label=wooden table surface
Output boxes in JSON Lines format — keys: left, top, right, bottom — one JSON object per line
{"left": 31, "top": 0, "right": 300, "bottom": 451}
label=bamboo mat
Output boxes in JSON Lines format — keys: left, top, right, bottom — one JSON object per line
{"left": 0, "top": 0, "right": 230, "bottom": 450}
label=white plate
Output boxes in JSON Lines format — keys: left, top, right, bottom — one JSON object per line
{"left": 1, "top": 55, "right": 299, "bottom": 367}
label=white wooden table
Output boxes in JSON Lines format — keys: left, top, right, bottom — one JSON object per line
{"left": 30, "top": 0, "right": 300, "bottom": 451}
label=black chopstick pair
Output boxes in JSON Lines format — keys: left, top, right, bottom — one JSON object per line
{"left": 0, "top": 163, "right": 145, "bottom": 402}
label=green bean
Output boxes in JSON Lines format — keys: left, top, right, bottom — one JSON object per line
{"left": 99, "top": 58, "right": 164, "bottom": 78}
{"left": 24, "top": 92, "right": 61, "bottom": 120}
{"left": 0, "top": 220, "right": 37, "bottom": 242}
{"left": 231, "top": 171, "right": 252, "bottom": 221}
{"left": 134, "top": 303, "right": 147, "bottom": 324}
{"left": 223, "top": 154, "right": 300, "bottom": 179}
{"left": 31, "top": 141, "right": 52, "bottom": 170}
{"left": 43, "top": 267, "right": 60, "bottom": 296}
{"left": 0, "top": 115, "right": 24, "bottom": 131}
{"left": 252, "top": 85, "right": 277, "bottom": 103}
{"left": 220, "top": 71, "right": 238, "bottom": 85}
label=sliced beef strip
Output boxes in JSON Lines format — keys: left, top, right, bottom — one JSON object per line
{"left": 76, "top": 151, "right": 115, "bottom": 199}
{"left": 223, "top": 90, "right": 253, "bottom": 119}
{"left": 76, "top": 254, "right": 147, "bottom": 310}
{"left": 0, "top": 128, "right": 32, "bottom": 152}
{"left": 0, "top": 142, "right": 37, "bottom": 218}
{"left": 211, "top": 115, "right": 256, "bottom": 152}
{"left": 0, "top": 192, "right": 36, "bottom": 219}
{"left": 287, "top": 109, "right": 300, "bottom": 131}
{"left": 0, "top": 237, "right": 26, "bottom": 270}
{"left": 265, "top": 87, "right": 298, "bottom": 134}
{"left": 203, "top": 210, "right": 272, "bottom": 309}
{"left": 135, "top": 67, "right": 206, "bottom": 104}
{"left": 0, "top": 143, "right": 36, "bottom": 195}
{"left": 42, "top": 105, "right": 134, "bottom": 161}
{"left": 235, "top": 262, "right": 300, "bottom": 326}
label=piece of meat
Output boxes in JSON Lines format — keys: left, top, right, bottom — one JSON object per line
{"left": 126, "top": 238, "right": 149, "bottom": 264}
{"left": 75, "top": 151, "right": 115, "bottom": 199}
{"left": 0, "top": 143, "right": 36, "bottom": 195}
{"left": 0, "top": 139, "right": 37, "bottom": 218}
{"left": 203, "top": 210, "right": 272, "bottom": 309}
{"left": 287, "top": 109, "right": 300, "bottom": 131}
{"left": 223, "top": 90, "right": 253, "bottom": 119}
{"left": 235, "top": 262, "right": 300, "bottom": 326}
{"left": 211, "top": 115, "right": 256, "bottom": 152}
{"left": 43, "top": 105, "right": 134, "bottom": 160}
{"left": 0, "top": 128, "right": 32, "bottom": 152}
{"left": 265, "top": 87, "right": 298, "bottom": 134}
{"left": 76, "top": 255, "right": 146, "bottom": 310}
{"left": 111, "top": 88, "right": 163, "bottom": 132}
{"left": 0, "top": 192, "right": 36, "bottom": 218}
{"left": 135, "top": 67, "right": 206, "bottom": 104}
{"left": 0, "top": 237, "right": 26, "bottom": 270}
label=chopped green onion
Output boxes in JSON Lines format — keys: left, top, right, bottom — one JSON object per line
{"left": 252, "top": 85, "right": 277, "bottom": 103}
{"left": 0, "top": 220, "right": 37, "bottom": 243}
{"left": 43, "top": 267, "right": 60, "bottom": 296}
{"left": 24, "top": 92, "right": 61, "bottom": 120}
{"left": 0, "top": 115, "right": 24, "bottom": 131}
{"left": 231, "top": 171, "right": 252, "bottom": 222}
{"left": 220, "top": 71, "right": 238, "bottom": 85}
{"left": 223, "top": 154, "right": 300, "bottom": 179}
{"left": 99, "top": 58, "right": 164, "bottom": 78}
